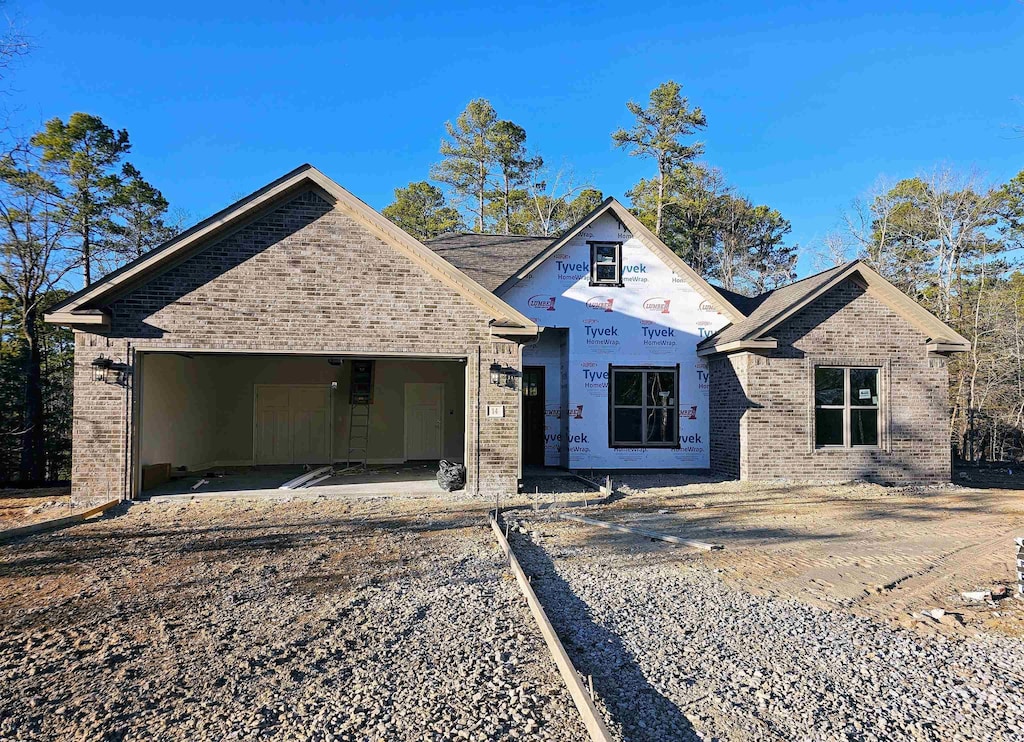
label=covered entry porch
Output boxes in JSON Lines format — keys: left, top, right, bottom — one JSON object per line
{"left": 133, "top": 351, "right": 467, "bottom": 497}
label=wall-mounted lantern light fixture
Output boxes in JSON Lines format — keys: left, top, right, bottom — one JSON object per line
{"left": 488, "top": 363, "right": 517, "bottom": 389}
{"left": 91, "top": 355, "right": 131, "bottom": 386}
{"left": 91, "top": 355, "right": 113, "bottom": 382}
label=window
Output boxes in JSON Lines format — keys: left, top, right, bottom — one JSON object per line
{"left": 589, "top": 241, "right": 622, "bottom": 286}
{"left": 609, "top": 366, "right": 679, "bottom": 447}
{"left": 814, "top": 366, "right": 880, "bottom": 448}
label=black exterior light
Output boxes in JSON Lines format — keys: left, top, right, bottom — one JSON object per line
{"left": 488, "top": 364, "right": 517, "bottom": 389}
{"left": 91, "top": 355, "right": 131, "bottom": 385}
{"left": 90, "top": 355, "right": 114, "bottom": 382}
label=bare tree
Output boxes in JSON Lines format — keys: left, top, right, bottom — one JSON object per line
{"left": 526, "top": 165, "right": 596, "bottom": 236}
{"left": 0, "top": 148, "right": 75, "bottom": 480}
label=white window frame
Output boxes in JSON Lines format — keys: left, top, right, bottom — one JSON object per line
{"left": 814, "top": 366, "right": 881, "bottom": 449}
{"left": 589, "top": 241, "right": 623, "bottom": 287}
{"left": 609, "top": 365, "right": 680, "bottom": 448}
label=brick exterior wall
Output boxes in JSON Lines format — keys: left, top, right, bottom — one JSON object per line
{"left": 707, "top": 353, "right": 746, "bottom": 479}
{"left": 709, "top": 278, "right": 951, "bottom": 483}
{"left": 71, "top": 189, "right": 523, "bottom": 499}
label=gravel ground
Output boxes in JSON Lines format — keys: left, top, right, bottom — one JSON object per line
{"left": 0, "top": 498, "right": 588, "bottom": 741}
{"left": 509, "top": 512, "right": 1024, "bottom": 742}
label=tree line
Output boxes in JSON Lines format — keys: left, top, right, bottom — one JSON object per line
{"left": 382, "top": 83, "right": 799, "bottom": 296}
{"left": 830, "top": 168, "right": 1024, "bottom": 462}
{"left": 1, "top": 45, "right": 1021, "bottom": 483}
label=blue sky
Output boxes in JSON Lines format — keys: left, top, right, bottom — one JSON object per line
{"left": 9, "top": 0, "right": 1024, "bottom": 277}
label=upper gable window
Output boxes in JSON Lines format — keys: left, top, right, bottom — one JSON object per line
{"left": 589, "top": 242, "right": 622, "bottom": 286}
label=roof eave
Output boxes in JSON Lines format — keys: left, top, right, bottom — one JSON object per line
{"left": 696, "top": 339, "right": 779, "bottom": 357}
{"left": 43, "top": 310, "right": 111, "bottom": 329}
{"left": 926, "top": 340, "right": 970, "bottom": 354}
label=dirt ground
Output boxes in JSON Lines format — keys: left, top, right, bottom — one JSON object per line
{"left": 567, "top": 470, "right": 1024, "bottom": 636}
{"left": 0, "top": 494, "right": 586, "bottom": 741}
{"left": 0, "top": 486, "right": 81, "bottom": 529}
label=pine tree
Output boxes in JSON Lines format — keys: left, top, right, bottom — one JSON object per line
{"left": 32, "top": 113, "right": 131, "bottom": 286}
{"left": 612, "top": 81, "right": 706, "bottom": 237}
{"left": 382, "top": 181, "right": 462, "bottom": 239}
{"left": 431, "top": 99, "right": 498, "bottom": 233}
{"left": 111, "top": 163, "right": 175, "bottom": 259}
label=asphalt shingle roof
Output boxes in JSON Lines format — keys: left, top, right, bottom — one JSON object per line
{"left": 423, "top": 233, "right": 555, "bottom": 291}
{"left": 699, "top": 262, "right": 856, "bottom": 348}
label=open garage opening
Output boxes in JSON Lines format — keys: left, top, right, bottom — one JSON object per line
{"left": 133, "top": 352, "right": 468, "bottom": 498}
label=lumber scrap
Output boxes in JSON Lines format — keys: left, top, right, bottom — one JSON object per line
{"left": 489, "top": 511, "right": 613, "bottom": 742}
{"left": 559, "top": 513, "right": 722, "bottom": 551}
{"left": 0, "top": 499, "right": 121, "bottom": 543}
{"left": 278, "top": 466, "right": 332, "bottom": 490}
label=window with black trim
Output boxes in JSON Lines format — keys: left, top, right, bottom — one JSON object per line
{"left": 589, "top": 241, "right": 622, "bottom": 286}
{"left": 609, "top": 366, "right": 679, "bottom": 447}
{"left": 814, "top": 366, "right": 880, "bottom": 448}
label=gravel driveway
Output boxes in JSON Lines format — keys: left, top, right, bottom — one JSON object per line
{"left": 510, "top": 513, "right": 1024, "bottom": 742}
{"left": 0, "top": 498, "right": 587, "bottom": 741}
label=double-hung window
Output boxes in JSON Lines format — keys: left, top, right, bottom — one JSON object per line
{"left": 589, "top": 241, "right": 622, "bottom": 286}
{"left": 609, "top": 366, "right": 679, "bottom": 447}
{"left": 814, "top": 366, "right": 880, "bottom": 447}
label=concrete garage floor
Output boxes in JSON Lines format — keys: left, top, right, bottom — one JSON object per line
{"left": 143, "top": 463, "right": 454, "bottom": 501}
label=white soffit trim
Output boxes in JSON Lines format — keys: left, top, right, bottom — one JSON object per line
{"left": 695, "top": 339, "right": 779, "bottom": 357}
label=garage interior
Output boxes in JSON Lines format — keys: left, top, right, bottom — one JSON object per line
{"left": 135, "top": 353, "right": 467, "bottom": 497}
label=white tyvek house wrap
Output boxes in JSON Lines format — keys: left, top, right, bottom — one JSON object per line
{"left": 501, "top": 212, "right": 731, "bottom": 468}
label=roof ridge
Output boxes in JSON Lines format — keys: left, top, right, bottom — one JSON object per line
{"left": 753, "top": 260, "right": 858, "bottom": 299}
{"left": 428, "top": 231, "right": 553, "bottom": 240}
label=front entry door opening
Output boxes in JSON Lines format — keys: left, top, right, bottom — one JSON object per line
{"left": 522, "top": 366, "right": 545, "bottom": 466}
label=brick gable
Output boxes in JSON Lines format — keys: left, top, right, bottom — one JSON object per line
{"left": 72, "top": 189, "right": 522, "bottom": 498}
{"left": 710, "top": 279, "right": 950, "bottom": 483}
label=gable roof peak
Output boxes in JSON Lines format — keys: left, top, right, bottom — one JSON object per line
{"left": 492, "top": 196, "right": 747, "bottom": 323}
{"left": 697, "top": 259, "right": 968, "bottom": 355}
{"left": 45, "top": 164, "right": 538, "bottom": 333}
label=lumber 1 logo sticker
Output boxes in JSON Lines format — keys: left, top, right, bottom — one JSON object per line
{"left": 679, "top": 405, "right": 698, "bottom": 420}
{"left": 699, "top": 300, "right": 718, "bottom": 313}
{"left": 528, "top": 295, "right": 557, "bottom": 311}
{"left": 643, "top": 297, "right": 671, "bottom": 314}
{"left": 586, "top": 296, "right": 615, "bottom": 312}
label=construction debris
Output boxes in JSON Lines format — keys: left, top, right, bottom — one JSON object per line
{"left": 961, "top": 590, "right": 992, "bottom": 602}
{"left": 436, "top": 460, "right": 466, "bottom": 492}
{"left": 1017, "top": 537, "right": 1024, "bottom": 599}
{"left": 278, "top": 466, "right": 332, "bottom": 490}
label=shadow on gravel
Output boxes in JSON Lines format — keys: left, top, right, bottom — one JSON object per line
{"left": 510, "top": 533, "right": 699, "bottom": 742}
